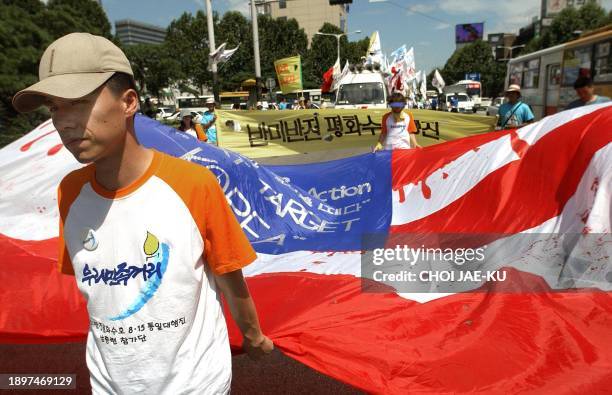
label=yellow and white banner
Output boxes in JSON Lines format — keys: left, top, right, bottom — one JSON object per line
{"left": 216, "top": 109, "right": 496, "bottom": 158}
{"left": 273, "top": 55, "right": 303, "bottom": 94}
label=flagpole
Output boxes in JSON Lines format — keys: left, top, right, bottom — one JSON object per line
{"left": 205, "top": 0, "right": 220, "bottom": 103}
{"left": 250, "top": 0, "right": 262, "bottom": 101}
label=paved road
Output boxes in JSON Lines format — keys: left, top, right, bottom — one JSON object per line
{"left": 0, "top": 343, "right": 363, "bottom": 394}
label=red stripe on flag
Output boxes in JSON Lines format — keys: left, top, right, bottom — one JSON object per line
{"left": 0, "top": 235, "right": 88, "bottom": 343}
{"left": 391, "top": 106, "right": 612, "bottom": 233}
{"left": 2, "top": 239, "right": 612, "bottom": 392}
{"left": 226, "top": 271, "right": 612, "bottom": 394}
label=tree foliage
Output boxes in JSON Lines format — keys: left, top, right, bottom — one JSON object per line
{"left": 215, "top": 11, "right": 254, "bottom": 90}
{"left": 441, "top": 40, "right": 506, "bottom": 97}
{"left": 524, "top": 0, "right": 611, "bottom": 53}
{"left": 0, "top": 0, "right": 111, "bottom": 146}
{"left": 1, "top": 2, "right": 370, "bottom": 146}
{"left": 123, "top": 43, "right": 180, "bottom": 99}
{"left": 165, "top": 11, "right": 213, "bottom": 93}
{"left": 303, "top": 23, "right": 369, "bottom": 88}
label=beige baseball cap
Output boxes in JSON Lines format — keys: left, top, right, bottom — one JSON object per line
{"left": 12, "top": 32, "right": 133, "bottom": 113}
{"left": 505, "top": 84, "right": 521, "bottom": 93}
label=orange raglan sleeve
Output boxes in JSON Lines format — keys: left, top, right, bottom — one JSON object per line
{"left": 56, "top": 167, "right": 92, "bottom": 275}
{"left": 406, "top": 111, "right": 418, "bottom": 133}
{"left": 201, "top": 169, "right": 257, "bottom": 275}
{"left": 57, "top": 180, "right": 74, "bottom": 275}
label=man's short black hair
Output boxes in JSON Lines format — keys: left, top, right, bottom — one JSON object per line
{"left": 106, "top": 72, "right": 139, "bottom": 97}
{"left": 573, "top": 76, "right": 593, "bottom": 89}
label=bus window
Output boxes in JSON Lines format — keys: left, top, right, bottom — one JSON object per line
{"left": 465, "top": 83, "right": 481, "bottom": 97}
{"left": 548, "top": 64, "right": 561, "bottom": 86}
{"left": 562, "top": 45, "right": 592, "bottom": 86}
{"left": 594, "top": 41, "right": 612, "bottom": 82}
{"left": 509, "top": 63, "right": 523, "bottom": 86}
{"left": 523, "top": 59, "right": 540, "bottom": 88}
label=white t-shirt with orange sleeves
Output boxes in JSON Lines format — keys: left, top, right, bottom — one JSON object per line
{"left": 57, "top": 150, "right": 256, "bottom": 395}
{"left": 381, "top": 110, "right": 418, "bottom": 150}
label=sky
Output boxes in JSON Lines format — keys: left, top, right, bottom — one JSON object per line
{"left": 100, "top": 0, "right": 612, "bottom": 73}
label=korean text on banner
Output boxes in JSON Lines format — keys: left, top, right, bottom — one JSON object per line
{"left": 216, "top": 109, "right": 496, "bottom": 158}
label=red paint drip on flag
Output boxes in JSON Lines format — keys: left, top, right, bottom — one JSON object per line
{"left": 510, "top": 130, "right": 529, "bottom": 158}
{"left": 20, "top": 130, "right": 56, "bottom": 152}
{"left": 47, "top": 144, "right": 63, "bottom": 156}
{"left": 396, "top": 186, "right": 406, "bottom": 203}
{"left": 421, "top": 179, "right": 431, "bottom": 199}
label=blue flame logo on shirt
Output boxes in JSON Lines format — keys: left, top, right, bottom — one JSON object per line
{"left": 80, "top": 231, "right": 169, "bottom": 321}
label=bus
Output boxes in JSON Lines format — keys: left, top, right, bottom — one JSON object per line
{"left": 176, "top": 95, "right": 213, "bottom": 113}
{"left": 219, "top": 91, "right": 250, "bottom": 110}
{"left": 506, "top": 25, "right": 611, "bottom": 120}
{"left": 443, "top": 80, "right": 484, "bottom": 110}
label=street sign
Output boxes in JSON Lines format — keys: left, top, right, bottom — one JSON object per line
{"left": 465, "top": 72, "right": 481, "bottom": 82}
{"left": 266, "top": 77, "right": 276, "bottom": 90}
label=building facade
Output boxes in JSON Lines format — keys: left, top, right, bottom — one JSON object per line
{"left": 540, "top": 0, "right": 603, "bottom": 28}
{"left": 255, "top": 0, "right": 349, "bottom": 44}
{"left": 488, "top": 33, "right": 518, "bottom": 61}
{"left": 115, "top": 19, "right": 166, "bottom": 46}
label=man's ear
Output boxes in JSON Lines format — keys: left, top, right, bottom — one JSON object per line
{"left": 123, "top": 89, "right": 139, "bottom": 117}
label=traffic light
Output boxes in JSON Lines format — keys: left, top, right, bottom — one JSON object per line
{"left": 329, "top": 0, "right": 352, "bottom": 5}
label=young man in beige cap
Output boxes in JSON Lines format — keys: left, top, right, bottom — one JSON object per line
{"left": 497, "top": 84, "right": 535, "bottom": 129}
{"left": 13, "top": 32, "right": 272, "bottom": 394}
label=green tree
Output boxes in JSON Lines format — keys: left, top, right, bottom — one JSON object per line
{"left": 302, "top": 23, "right": 369, "bottom": 88}
{"left": 1, "top": 0, "right": 44, "bottom": 14}
{"left": 123, "top": 43, "right": 180, "bottom": 99}
{"left": 303, "top": 23, "right": 345, "bottom": 88}
{"left": 524, "top": 0, "right": 610, "bottom": 53}
{"left": 0, "top": 0, "right": 114, "bottom": 147}
{"left": 165, "top": 11, "right": 214, "bottom": 94}
{"left": 441, "top": 40, "right": 504, "bottom": 97}
{"left": 0, "top": 5, "right": 50, "bottom": 146}
{"left": 344, "top": 37, "right": 369, "bottom": 65}
{"left": 42, "top": 0, "right": 112, "bottom": 39}
{"left": 215, "top": 11, "right": 253, "bottom": 90}
{"left": 257, "top": 15, "right": 308, "bottom": 85}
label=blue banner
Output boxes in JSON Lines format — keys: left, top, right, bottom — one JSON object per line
{"left": 135, "top": 115, "right": 392, "bottom": 254}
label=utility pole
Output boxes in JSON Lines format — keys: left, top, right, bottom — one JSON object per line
{"left": 250, "top": 0, "right": 262, "bottom": 100}
{"left": 314, "top": 30, "right": 361, "bottom": 65}
{"left": 205, "top": 0, "right": 220, "bottom": 102}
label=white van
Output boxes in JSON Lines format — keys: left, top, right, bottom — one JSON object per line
{"left": 334, "top": 70, "right": 388, "bottom": 109}
{"left": 440, "top": 93, "right": 474, "bottom": 113}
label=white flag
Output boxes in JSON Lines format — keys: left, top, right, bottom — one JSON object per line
{"left": 332, "top": 60, "right": 349, "bottom": 91}
{"left": 416, "top": 70, "right": 423, "bottom": 85}
{"left": 389, "top": 44, "right": 407, "bottom": 65}
{"left": 420, "top": 77, "right": 427, "bottom": 99}
{"left": 403, "top": 47, "right": 416, "bottom": 81}
{"left": 366, "top": 31, "right": 384, "bottom": 66}
{"left": 432, "top": 69, "right": 446, "bottom": 93}
{"left": 208, "top": 42, "right": 240, "bottom": 71}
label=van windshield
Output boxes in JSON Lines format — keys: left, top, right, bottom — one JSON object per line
{"left": 337, "top": 83, "right": 385, "bottom": 105}
{"left": 448, "top": 95, "right": 469, "bottom": 102}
